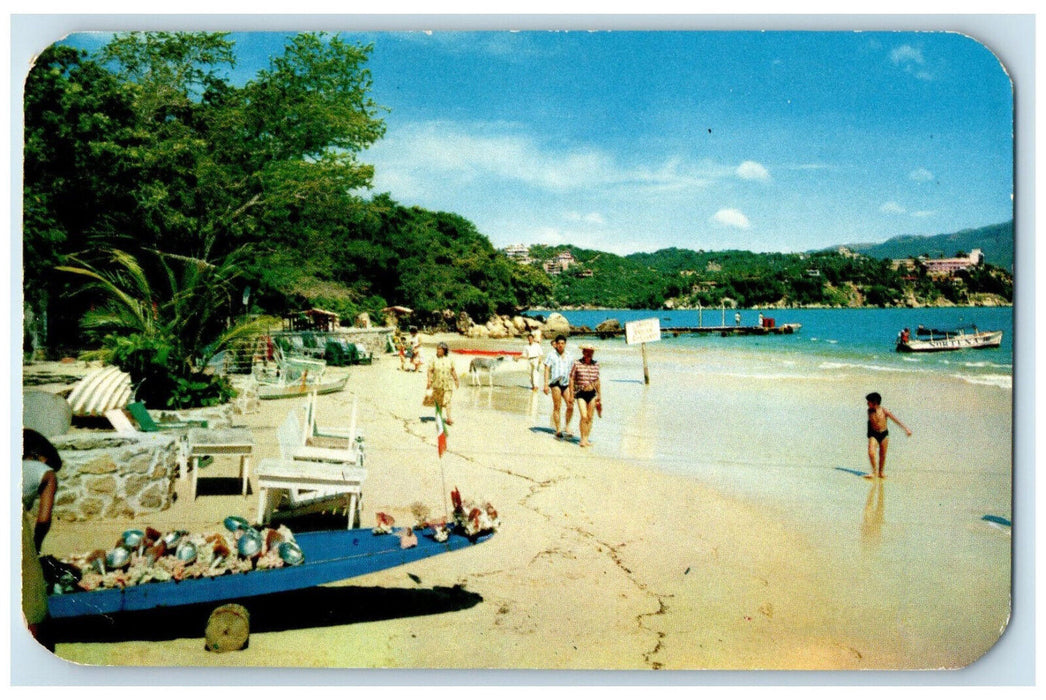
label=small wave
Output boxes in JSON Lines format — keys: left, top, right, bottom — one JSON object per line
{"left": 961, "top": 360, "right": 1012, "bottom": 370}
{"left": 953, "top": 373, "right": 1012, "bottom": 390}
{"left": 819, "top": 361, "right": 917, "bottom": 374}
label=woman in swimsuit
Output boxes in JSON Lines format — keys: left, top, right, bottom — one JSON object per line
{"left": 570, "top": 344, "right": 602, "bottom": 448}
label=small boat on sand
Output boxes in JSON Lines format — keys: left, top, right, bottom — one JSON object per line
{"left": 895, "top": 325, "right": 1003, "bottom": 353}
{"left": 255, "top": 356, "right": 348, "bottom": 399}
{"left": 47, "top": 526, "right": 494, "bottom": 619}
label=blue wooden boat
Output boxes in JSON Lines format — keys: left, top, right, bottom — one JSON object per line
{"left": 47, "top": 527, "right": 492, "bottom": 619}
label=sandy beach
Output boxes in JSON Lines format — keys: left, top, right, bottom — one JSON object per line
{"left": 22, "top": 332, "right": 1012, "bottom": 672}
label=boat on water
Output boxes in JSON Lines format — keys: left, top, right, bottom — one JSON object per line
{"left": 254, "top": 356, "right": 348, "bottom": 399}
{"left": 895, "top": 325, "right": 1004, "bottom": 353}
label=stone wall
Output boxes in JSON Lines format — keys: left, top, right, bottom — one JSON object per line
{"left": 334, "top": 327, "right": 394, "bottom": 356}
{"left": 49, "top": 432, "right": 181, "bottom": 521}
{"left": 46, "top": 405, "right": 235, "bottom": 521}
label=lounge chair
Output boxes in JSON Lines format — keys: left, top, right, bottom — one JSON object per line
{"left": 303, "top": 391, "right": 362, "bottom": 452}
{"left": 255, "top": 409, "right": 367, "bottom": 527}
{"left": 126, "top": 401, "right": 208, "bottom": 431}
{"left": 353, "top": 343, "right": 373, "bottom": 365}
{"left": 254, "top": 458, "right": 366, "bottom": 528}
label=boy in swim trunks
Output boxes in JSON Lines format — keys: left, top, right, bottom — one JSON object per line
{"left": 865, "top": 392, "right": 912, "bottom": 479}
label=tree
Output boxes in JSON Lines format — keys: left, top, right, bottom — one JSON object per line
{"left": 57, "top": 248, "right": 276, "bottom": 407}
{"left": 23, "top": 31, "right": 388, "bottom": 357}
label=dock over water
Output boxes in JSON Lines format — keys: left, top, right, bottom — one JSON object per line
{"left": 571, "top": 323, "right": 802, "bottom": 338}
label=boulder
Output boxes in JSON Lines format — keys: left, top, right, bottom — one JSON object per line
{"left": 542, "top": 312, "right": 571, "bottom": 338}
{"left": 456, "top": 311, "right": 473, "bottom": 334}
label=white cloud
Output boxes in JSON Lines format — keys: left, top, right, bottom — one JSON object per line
{"left": 880, "top": 202, "right": 907, "bottom": 214}
{"left": 711, "top": 208, "right": 751, "bottom": 229}
{"left": 911, "top": 210, "right": 936, "bottom": 218}
{"left": 736, "top": 160, "right": 770, "bottom": 181}
{"left": 890, "top": 44, "right": 934, "bottom": 81}
{"left": 368, "top": 121, "right": 731, "bottom": 201}
{"left": 890, "top": 45, "right": 925, "bottom": 66}
{"left": 909, "top": 168, "right": 934, "bottom": 182}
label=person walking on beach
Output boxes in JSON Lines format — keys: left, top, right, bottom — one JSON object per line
{"left": 570, "top": 343, "right": 602, "bottom": 448}
{"left": 865, "top": 392, "right": 912, "bottom": 479}
{"left": 427, "top": 342, "right": 460, "bottom": 425}
{"left": 543, "top": 334, "right": 575, "bottom": 438}
{"left": 408, "top": 326, "right": 422, "bottom": 372}
{"left": 22, "top": 428, "right": 62, "bottom": 650}
{"left": 523, "top": 332, "right": 543, "bottom": 391}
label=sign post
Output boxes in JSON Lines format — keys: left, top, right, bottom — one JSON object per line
{"left": 625, "top": 318, "right": 662, "bottom": 385}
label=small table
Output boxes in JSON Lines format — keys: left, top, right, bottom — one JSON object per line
{"left": 186, "top": 427, "right": 255, "bottom": 499}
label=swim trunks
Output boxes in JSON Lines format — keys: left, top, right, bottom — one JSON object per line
{"left": 575, "top": 389, "right": 597, "bottom": 403}
{"left": 867, "top": 422, "right": 889, "bottom": 443}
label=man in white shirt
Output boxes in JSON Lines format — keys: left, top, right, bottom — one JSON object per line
{"left": 542, "top": 334, "right": 575, "bottom": 438}
{"left": 523, "top": 332, "right": 543, "bottom": 391}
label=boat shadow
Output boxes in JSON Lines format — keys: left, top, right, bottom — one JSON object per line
{"left": 49, "top": 583, "right": 484, "bottom": 644}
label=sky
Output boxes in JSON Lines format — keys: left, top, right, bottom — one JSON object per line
{"left": 57, "top": 29, "right": 1014, "bottom": 257}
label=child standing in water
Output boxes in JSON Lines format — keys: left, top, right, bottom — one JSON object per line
{"left": 865, "top": 392, "right": 912, "bottom": 478}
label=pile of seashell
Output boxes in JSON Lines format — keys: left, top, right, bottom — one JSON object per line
{"left": 56, "top": 517, "right": 304, "bottom": 593}
{"left": 372, "top": 488, "right": 500, "bottom": 546}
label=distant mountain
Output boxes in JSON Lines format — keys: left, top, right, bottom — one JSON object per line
{"left": 829, "top": 221, "right": 1013, "bottom": 271}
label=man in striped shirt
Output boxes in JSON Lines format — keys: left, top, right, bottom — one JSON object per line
{"left": 542, "top": 334, "right": 575, "bottom": 439}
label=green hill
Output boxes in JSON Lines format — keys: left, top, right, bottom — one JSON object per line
{"left": 831, "top": 221, "right": 1013, "bottom": 271}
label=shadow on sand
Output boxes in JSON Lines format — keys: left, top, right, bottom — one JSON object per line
{"left": 49, "top": 583, "right": 484, "bottom": 644}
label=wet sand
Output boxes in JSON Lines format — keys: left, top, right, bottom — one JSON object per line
{"left": 24, "top": 334, "right": 1012, "bottom": 671}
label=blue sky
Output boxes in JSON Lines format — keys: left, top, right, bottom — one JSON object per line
{"left": 60, "top": 30, "right": 1014, "bottom": 256}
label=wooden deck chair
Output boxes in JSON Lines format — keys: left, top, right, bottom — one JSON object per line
{"left": 277, "top": 409, "right": 361, "bottom": 467}
{"left": 126, "top": 401, "right": 208, "bottom": 432}
{"left": 255, "top": 457, "right": 366, "bottom": 528}
{"left": 303, "top": 391, "right": 359, "bottom": 444}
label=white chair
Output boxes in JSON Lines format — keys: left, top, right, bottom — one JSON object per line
{"left": 255, "top": 458, "right": 366, "bottom": 528}
{"left": 256, "top": 409, "right": 367, "bottom": 528}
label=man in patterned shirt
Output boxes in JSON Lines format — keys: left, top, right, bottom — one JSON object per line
{"left": 542, "top": 334, "right": 576, "bottom": 439}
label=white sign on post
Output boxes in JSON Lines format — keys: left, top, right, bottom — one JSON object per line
{"left": 625, "top": 318, "right": 662, "bottom": 345}
{"left": 625, "top": 318, "right": 661, "bottom": 385}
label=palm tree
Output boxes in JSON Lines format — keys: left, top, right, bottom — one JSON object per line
{"left": 58, "top": 247, "right": 276, "bottom": 407}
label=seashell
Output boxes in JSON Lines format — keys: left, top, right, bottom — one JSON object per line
{"left": 105, "top": 546, "right": 131, "bottom": 570}
{"left": 122, "top": 529, "right": 145, "bottom": 548}
{"left": 224, "top": 516, "right": 250, "bottom": 533}
{"left": 237, "top": 528, "right": 263, "bottom": 558}
{"left": 278, "top": 541, "right": 305, "bottom": 566}
{"left": 264, "top": 528, "right": 284, "bottom": 552}
{"left": 146, "top": 541, "right": 166, "bottom": 564}
{"left": 162, "top": 530, "right": 186, "bottom": 549}
{"left": 175, "top": 541, "right": 197, "bottom": 565}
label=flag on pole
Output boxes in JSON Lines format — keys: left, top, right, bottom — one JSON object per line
{"left": 435, "top": 403, "right": 448, "bottom": 458}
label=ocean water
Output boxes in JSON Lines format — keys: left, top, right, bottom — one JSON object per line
{"left": 529, "top": 306, "right": 1014, "bottom": 390}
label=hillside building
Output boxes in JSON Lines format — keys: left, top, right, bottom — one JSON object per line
{"left": 503, "top": 244, "right": 532, "bottom": 265}
{"left": 919, "top": 248, "right": 984, "bottom": 276}
{"left": 543, "top": 250, "right": 577, "bottom": 275}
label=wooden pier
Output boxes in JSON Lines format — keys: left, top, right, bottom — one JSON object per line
{"left": 575, "top": 323, "right": 802, "bottom": 339}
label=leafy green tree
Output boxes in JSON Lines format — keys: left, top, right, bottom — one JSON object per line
{"left": 57, "top": 248, "right": 276, "bottom": 407}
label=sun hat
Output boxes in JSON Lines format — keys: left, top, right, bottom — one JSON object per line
{"left": 580, "top": 343, "right": 596, "bottom": 352}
